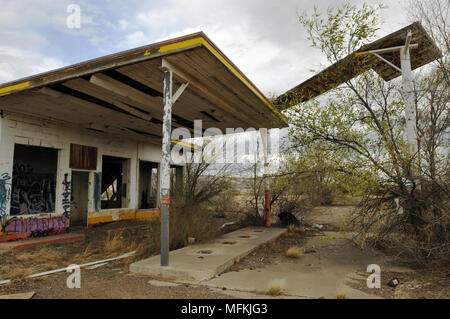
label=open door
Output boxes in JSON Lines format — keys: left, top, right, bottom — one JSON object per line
{"left": 71, "top": 171, "right": 89, "bottom": 227}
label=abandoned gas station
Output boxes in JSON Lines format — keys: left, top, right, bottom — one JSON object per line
{"left": 0, "top": 33, "right": 286, "bottom": 250}
{"left": 0, "top": 21, "right": 441, "bottom": 270}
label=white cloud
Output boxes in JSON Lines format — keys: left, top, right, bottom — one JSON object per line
{"left": 0, "top": 46, "right": 64, "bottom": 83}
{"left": 115, "top": 0, "right": 350, "bottom": 95}
{"left": 0, "top": 0, "right": 412, "bottom": 97}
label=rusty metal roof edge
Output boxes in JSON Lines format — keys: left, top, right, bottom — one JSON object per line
{"left": 0, "top": 31, "right": 288, "bottom": 128}
{"left": 0, "top": 32, "right": 205, "bottom": 95}
{"left": 275, "top": 21, "right": 442, "bottom": 109}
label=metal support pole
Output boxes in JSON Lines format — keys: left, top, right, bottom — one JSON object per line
{"left": 260, "top": 129, "right": 271, "bottom": 227}
{"left": 357, "top": 31, "right": 421, "bottom": 197}
{"left": 160, "top": 68, "right": 172, "bottom": 266}
{"left": 400, "top": 32, "right": 421, "bottom": 194}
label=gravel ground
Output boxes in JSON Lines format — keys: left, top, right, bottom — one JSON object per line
{"left": 0, "top": 258, "right": 233, "bottom": 299}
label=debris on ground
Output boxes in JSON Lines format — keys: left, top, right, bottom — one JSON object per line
{"left": 0, "top": 291, "right": 35, "bottom": 299}
{"left": 387, "top": 277, "right": 400, "bottom": 288}
{"left": 278, "top": 212, "right": 301, "bottom": 227}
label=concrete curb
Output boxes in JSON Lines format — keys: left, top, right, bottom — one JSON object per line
{"left": 0, "top": 233, "right": 85, "bottom": 252}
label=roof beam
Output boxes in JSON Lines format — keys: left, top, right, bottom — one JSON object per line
{"left": 172, "top": 82, "right": 189, "bottom": 104}
{"left": 89, "top": 73, "right": 162, "bottom": 113}
{"left": 355, "top": 43, "right": 418, "bottom": 56}
{"left": 161, "top": 58, "right": 260, "bottom": 128}
{"left": 62, "top": 79, "right": 152, "bottom": 121}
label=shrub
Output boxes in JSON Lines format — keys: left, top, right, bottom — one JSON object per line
{"left": 169, "top": 203, "right": 220, "bottom": 250}
{"left": 286, "top": 246, "right": 304, "bottom": 258}
{"left": 266, "top": 279, "right": 286, "bottom": 296}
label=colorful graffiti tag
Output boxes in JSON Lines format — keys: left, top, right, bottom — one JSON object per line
{"left": 5, "top": 215, "right": 69, "bottom": 237}
{"left": 0, "top": 173, "right": 11, "bottom": 218}
{"left": 10, "top": 164, "right": 56, "bottom": 215}
{"left": 0, "top": 172, "right": 73, "bottom": 241}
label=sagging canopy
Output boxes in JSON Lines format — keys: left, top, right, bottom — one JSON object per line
{"left": 0, "top": 32, "right": 288, "bottom": 144}
{"left": 275, "top": 22, "right": 442, "bottom": 110}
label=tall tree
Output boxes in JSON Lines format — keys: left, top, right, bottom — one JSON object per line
{"left": 285, "top": 2, "right": 449, "bottom": 264}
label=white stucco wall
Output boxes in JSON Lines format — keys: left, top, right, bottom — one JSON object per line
{"left": 0, "top": 112, "right": 164, "bottom": 222}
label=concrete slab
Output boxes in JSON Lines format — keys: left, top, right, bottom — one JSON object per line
{"left": 0, "top": 233, "right": 85, "bottom": 252}
{"left": 130, "top": 227, "right": 286, "bottom": 283}
{"left": 201, "top": 232, "right": 386, "bottom": 299}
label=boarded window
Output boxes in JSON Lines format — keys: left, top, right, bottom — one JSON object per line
{"left": 70, "top": 144, "right": 97, "bottom": 170}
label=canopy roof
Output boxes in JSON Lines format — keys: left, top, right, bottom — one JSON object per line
{"left": 275, "top": 22, "right": 442, "bottom": 110}
{"left": 0, "top": 32, "right": 287, "bottom": 144}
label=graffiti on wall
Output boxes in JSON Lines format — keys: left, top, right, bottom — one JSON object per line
{"left": 10, "top": 164, "right": 56, "bottom": 215}
{"left": 0, "top": 173, "right": 12, "bottom": 229}
{"left": 62, "top": 173, "right": 72, "bottom": 218}
{"left": 0, "top": 171, "right": 74, "bottom": 240}
{"left": 4, "top": 215, "right": 69, "bottom": 237}
{"left": 0, "top": 173, "right": 11, "bottom": 216}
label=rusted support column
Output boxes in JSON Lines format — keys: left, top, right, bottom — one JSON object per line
{"left": 160, "top": 67, "right": 173, "bottom": 266}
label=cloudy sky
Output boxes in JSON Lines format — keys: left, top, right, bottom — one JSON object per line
{"left": 0, "top": 0, "right": 411, "bottom": 96}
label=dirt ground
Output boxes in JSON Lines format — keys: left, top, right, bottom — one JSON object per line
{"left": 220, "top": 205, "right": 450, "bottom": 299}
{"left": 0, "top": 204, "right": 448, "bottom": 299}
{"left": 0, "top": 218, "right": 232, "bottom": 298}
{"left": 1, "top": 263, "right": 232, "bottom": 299}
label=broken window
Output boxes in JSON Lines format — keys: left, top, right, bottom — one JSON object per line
{"left": 101, "top": 155, "right": 129, "bottom": 209}
{"left": 139, "top": 161, "right": 159, "bottom": 209}
{"left": 10, "top": 144, "right": 58, "bottom": 215}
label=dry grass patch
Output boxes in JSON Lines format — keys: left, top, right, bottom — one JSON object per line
{"left": 286, "top": 246, "right": 304, "bottom": 258}
{"left": 104, "top": 233, "right": 124, "bottom": 252}
{"left": 266, "top": 279, "right": 286, "bottom": 296}
{"left": 336, "top": 293, "right": 348, "bottom": 299}
{"left": 267, "top": 286, "right": 283, "bottom": 296}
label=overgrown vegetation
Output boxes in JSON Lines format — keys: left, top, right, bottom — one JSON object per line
{"left": 279, "top": 1, "right": 449, "bottom": 266}
{"left": 169, "top": 149, "right": 231, "bottom": 248}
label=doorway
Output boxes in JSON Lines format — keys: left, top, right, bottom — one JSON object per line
{"left": 71, "top": 171, "right": 89, "bottom": 227}
{"left": 101, "top": 155, "right": 129, "bottom": 209}
{"left": 139, "top": 161, "right": 159, "bottom": 209}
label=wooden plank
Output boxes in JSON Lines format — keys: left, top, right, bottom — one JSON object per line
{"left": 161, "top": 55, "right": 262, "bottom": 128}
{"left": 70, "top": 144, "right": 98, "bottom": 170}
{"left": 0, "top": 292, "right": 35, "bottom": 299}
{"left": 178, "top": 49, "right": 275, "bottom": 124}
{"left": 63, "top": 78, "right": 152, "bottom": 121}
{"left": 122, "top": 59, "right": 254, "bottom": 129}
{"left": 89, "top": 73, "right": 163, "bottom": 114}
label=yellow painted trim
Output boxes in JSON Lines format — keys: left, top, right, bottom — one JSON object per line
{"left": 0, "top": 81, "right": 30, "bottom": 94}
{"left": 135, "top": 209, "right": 160, "bottom": 219}
{"left": 87, "top": 208, "right": 160, "bottom": 226}
{"left": 171, "top": 140, "right": 200, "bottom": 150}
{"left": 0, "top": 34, "right": 285, "bottom": 123}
